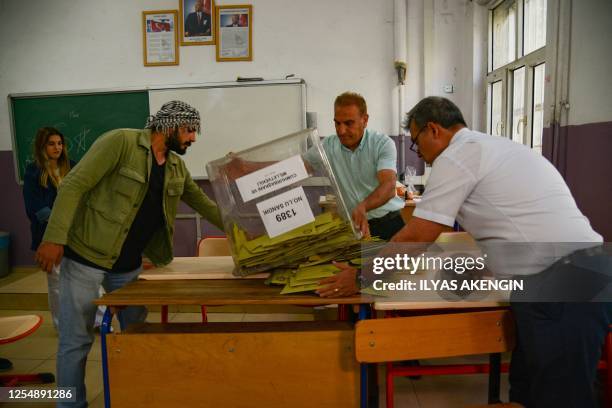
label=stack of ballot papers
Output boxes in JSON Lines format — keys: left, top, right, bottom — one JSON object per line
{"left": 232, "top": 211, "right": 380, "bottom": 277}
{"left": 267, "top": 263, "right": 340, "bottom": 294}
{"left": 264, "top": 258, "right": 388, "bottom": 295}
{"left": 206, "top": 128, "right": 386, "bottom": 290}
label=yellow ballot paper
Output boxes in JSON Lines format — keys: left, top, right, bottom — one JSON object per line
{"left": 280, "top": 282, "right": 322, "bottom": 295}
{"left": 293, "top": 264, "right": 338, "bottom": 282}
{"left": 288, "top": 276, "right": 321, "bottom": 287}
{"left": 359, "top": 286, "right": 389, "bottom": 297}
{"left": 230, "top": 212, "right": 369, "bottom": 276}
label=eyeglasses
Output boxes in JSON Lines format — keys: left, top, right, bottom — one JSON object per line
{"left": 409, "top": 126, "right": 427, "bottom": 153}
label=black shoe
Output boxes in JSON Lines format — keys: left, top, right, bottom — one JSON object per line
{"left": 0, "top": 358, "right": 13, "bottom": 371}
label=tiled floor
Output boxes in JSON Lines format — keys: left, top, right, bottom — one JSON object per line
{"left": 1, "top": 270, "right": 511, "bottom": 407}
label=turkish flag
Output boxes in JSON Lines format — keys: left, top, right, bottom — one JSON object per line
{"left": 150, "top": 20, "right": 171, "bottom": 32}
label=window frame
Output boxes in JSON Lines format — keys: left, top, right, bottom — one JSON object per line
{"left": 486, "top": 0, "right": 546, "bottom": 150}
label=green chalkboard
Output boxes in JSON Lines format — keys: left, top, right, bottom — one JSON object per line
{"left": 10, "top": 91, "right": 150, "bottom": 182}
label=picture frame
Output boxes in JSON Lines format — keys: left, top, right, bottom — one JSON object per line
{"left": 142, "top": 10, "right": 179, "bottom": 66}
{"left": 216, "top": 5, "right": 252, "bottom": 62}
{"left": 180, "top": 0, "right": 215, "bottom": 46}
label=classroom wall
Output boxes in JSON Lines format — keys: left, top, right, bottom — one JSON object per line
{"left": 0, "top": 0, "right": 398, "bottom": 150}
{"left": 566, "top": 0, "right": 612, "bottom": 127}
{"left": 423, "top": 0, "right": 487, "bottom": 132}
{"left": 401, "top": 0, "right": 488, "bottom": 172}
{"left": 0, "top": 0, "right": 484, "bottom": 266}
{"left": 564, "top": 0, "right": 612, "bottom": 241}
{"left": 542, "top": 0, "right": 612, "bottom": 240}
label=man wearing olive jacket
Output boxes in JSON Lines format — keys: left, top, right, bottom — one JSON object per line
{"left": 36, "top": 100, "right": 223, "bottom": 408}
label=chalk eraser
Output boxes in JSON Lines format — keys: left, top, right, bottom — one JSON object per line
{"left": 237, "top": 76, "right": 264, "bottom": 82}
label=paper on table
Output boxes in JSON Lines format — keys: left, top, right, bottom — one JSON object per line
{"left": 293, "top": 264, "right": 338, "bottom": 282}
{"left": 289, "top": 276, "right": 321, "bottom": 287}
{"left": 279, "top": 282, "right": 322, "bottom": 294}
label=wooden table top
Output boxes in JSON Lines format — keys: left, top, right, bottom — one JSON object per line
{"left": 95, "top": 278, "right": 373, "bottom": 307}
{"left": 373, "top": 300, "right": 508, "bottom": 311}
{"left": 139, "top": 256, "right": 269, "bottom": 280}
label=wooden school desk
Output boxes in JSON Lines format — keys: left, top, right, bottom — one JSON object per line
{"left": 361, "top": 231, "right": 512, "bottom": 407}
{"left": 366, "top": 298, "right": 512, "bottom": 408}
{"left": 95, "top": 257, "right": 374, "bottom": 408}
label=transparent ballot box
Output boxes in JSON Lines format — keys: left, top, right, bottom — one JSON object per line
{"left": 206, "top": 129, "right": 359, "bottom": 276}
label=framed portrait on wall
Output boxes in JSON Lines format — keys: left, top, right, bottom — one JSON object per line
{"left": 180, "top": 0, "right": 215, "bottom": 45}
{"left": 142, "top": 10, "right": 179, "bottom": 66}
{"left": 216, "top": 5, "right": 252, "bottom": 62}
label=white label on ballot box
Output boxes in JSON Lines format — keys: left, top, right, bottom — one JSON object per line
{"left": 256, "top": 186, "right": 315, "bottom": 238}
{"left": 235, "top": 155, "right": 309, "bottom": 203}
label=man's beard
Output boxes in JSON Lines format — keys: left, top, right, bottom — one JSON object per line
{"left": 166, "top": 128, "right": 190, "bottom": 155}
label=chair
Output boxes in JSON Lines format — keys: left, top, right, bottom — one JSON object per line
{"left": 597, "top": 325, "right": 612, "bottom": 405}
{"left": 0, "top": 315, "right": 55, "bottom": 386}
{"left": 197, "top": 236, "right": 231, "bottom": 257}
{"left": 160, "top": 236, "right": 231, "bottom": 324}
{"left": 355, "top": 310, "right": 515, "bottom": 408}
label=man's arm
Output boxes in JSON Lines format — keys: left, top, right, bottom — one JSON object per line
{"left": 317, "top": 216, "right": 451, "bottom": 298}
{"left": 184, "top": 14, "right": 193, "bottom": 36}
{"left": 320, "top": 151, "right": 478, "bottom": 297}
{"left": 181, "top": 171, "right": 224, "bottom": 230}
{"left": 222, "top": 154, "right": 278, "bottom": 180}
{"left": 352, "top": 169, "right": 397, "bottom": 237}
{"left": 22, "top": 165, "right": 51, "bottom": 223}
{"left": 391, "top": 216, "right": 452, "bottom": 243}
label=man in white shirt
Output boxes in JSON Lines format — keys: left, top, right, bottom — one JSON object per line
{"left": 323, "top": 96, "right": 611, "bottom": 407}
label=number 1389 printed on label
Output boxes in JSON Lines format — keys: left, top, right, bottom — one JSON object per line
{"left": 256, "top": 186, "right": 315, "bottom": 238}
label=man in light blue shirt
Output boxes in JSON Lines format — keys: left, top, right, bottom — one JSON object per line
{"left": 225, "top": 91, "right": 404, "bottom": 240}
{"left": 322, "top": 92, "right": 405, "bottom": 240}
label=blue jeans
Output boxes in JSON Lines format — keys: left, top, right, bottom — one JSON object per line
{"left": 57, "top": 257, "right": 147, "bottom": 408}
{"left": 47, "top": 265, "right": 106, "bottom": 331}
{"left": 47, "top": 264, "right": 60, "bottom": 329}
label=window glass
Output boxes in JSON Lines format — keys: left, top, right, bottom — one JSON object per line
{"left": 492, "top": 0, "right": 517, "bottom": 70}
{"left": 524, "top": 0, "right": 547, "bottom": 54}
{"left": 487, "top": 0, "right": 547, "bottom": 153}
{"left": 511, "top": 67, "right": 525, "bottom": 144}
{"left": 532, "top": 63, "right": 545, "bottom": 153}
{"left": 490, "top": 81, "right": 504, "bottom": 136}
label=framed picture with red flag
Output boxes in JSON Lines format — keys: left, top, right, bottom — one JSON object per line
{"left": 142, "top": 10, "right": 179, "bottom": 66}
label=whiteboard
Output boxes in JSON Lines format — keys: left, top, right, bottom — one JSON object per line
{"left": 148, "top": 80, "right": 306, "bottom": 178}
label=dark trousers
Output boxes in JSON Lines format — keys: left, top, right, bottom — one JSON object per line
{"left": 510, "top": 302, "right": 611, "bottom": 407}
{"left": 509, "top": 246, "right": 612, "bottom": 407}
{"left": 369, "top": 210, "right": 405, "bottom": 241}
